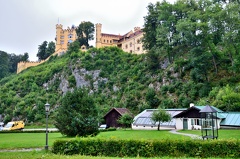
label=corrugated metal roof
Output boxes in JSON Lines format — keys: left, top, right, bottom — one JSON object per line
{"left": 133, "top": 109, "right": 186, "bottom": 127}
{"left": 219, "top": 112, "right": 240, "bottom": 126}
{"left": 199, "top": 105, "right": 218, "bottom": 113}
{"left": 194, "top": 106, "right": 223, "bottom": 112}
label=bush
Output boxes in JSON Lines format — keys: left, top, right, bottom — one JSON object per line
{"left": 52, "top": 138, "right": 240, "bottom": 158}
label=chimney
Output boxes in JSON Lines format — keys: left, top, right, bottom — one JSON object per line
{"left": 190, "top": 103, "right": 194, "bottom": 107}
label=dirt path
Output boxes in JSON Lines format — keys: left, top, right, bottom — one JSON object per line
{"left": 170, "top": 129, "right": 202, "bottom": 139}
{"left": 0, "top": 148, "right": 43, "bottom": 152}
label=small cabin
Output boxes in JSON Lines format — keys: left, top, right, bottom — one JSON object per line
{"left": 104, "top": 108, "right": 131, "bottom": 128}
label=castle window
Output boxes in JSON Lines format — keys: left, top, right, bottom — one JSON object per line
{"left": 130, "top": 42, "right": 132, "bottom": 47}
{"left": 60, "top": 36, "right": 64, "bottom": 39}
{"left": 68, "top": 34, "right": 73, "bottom": 38}
{"left": 104, "top": 39, "right": 106, "bottom": 43}
{"left": 68, "top": 40, "right": 73, "bottom": 43}
{"left": 125, "top": 44, "right": 128, "bottom": 49}
{"left": 137, "top": 39, "right": 140, "bottom": 44}
{"left": 60, "top": 40, "right": 64, "bottom": 44}
{"left": 107, "top": 40, "right": 109, "bottom": 43}
{"left": 110, "top": 40, "right": 112, "bottom": 43}
{"left": 130, "top": 50, "right": 133, "bottom": 53}
{"left": 137, "top": 47, "right": 140, "bottom": 51}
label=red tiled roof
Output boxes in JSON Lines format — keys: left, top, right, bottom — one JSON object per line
{"left": 101, "top": 33, "right": 122, "bottom": 39}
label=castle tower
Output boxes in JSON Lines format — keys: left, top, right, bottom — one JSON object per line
{"left": 55, "top": 24, "right": 63, "bottom": 52}
{"left": 95, "top": 23, "right": 102, "bottom": 48}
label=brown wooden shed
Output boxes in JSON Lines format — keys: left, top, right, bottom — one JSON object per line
{"left": 104, "top": 108, "right": 131, "bottom": 128}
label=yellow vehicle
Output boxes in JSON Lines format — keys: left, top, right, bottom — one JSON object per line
{"left": 3, "top": 121, "right": 24, "bottom": 131}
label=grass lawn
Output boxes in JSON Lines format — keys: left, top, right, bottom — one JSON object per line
{"left": 0, "top": 130, "right": 189, "bottom": 150}
{"left": 0, "top": 132, "right": 71, "bottom": 149}
{"left": 95, "top": 129, "right": 190, "bottom": 140}
{"left": 179, "top": 129, "right": 240, "bottom": 139}
{"left": 0, "top": 151, "right": 233, "bottom": 159}
{"left": 0, "top": 129, "right": 239, "bottom": 150}
{"left": 0, "top": 129, "right": 238, "bottom": 159}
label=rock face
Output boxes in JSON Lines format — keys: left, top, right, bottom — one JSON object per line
{"left": 49, "top": 67, "right": 109, "bottom": 95}
{"left": 73, "top": 68, "right": 91, "bottom": 88}
{"left": 59, "top": 75, "right": 70, "bottom": 95}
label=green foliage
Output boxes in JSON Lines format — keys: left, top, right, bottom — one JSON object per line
{"left": 145, "top": 88, "right": 160, "bottom": 108}
{"left": 211, "top": 84, "right": 240, "bottom": 111}
{"left": 0, "top": 51, "right": 29, "bottom": 79}
{"left": 117, "top": 113, "right": 133, "bottom": 128}
{"left": 151, "top": 108, "right": 171, "bottom": 130}
{"left": 67, "top": 41, "right": 81, "bottom": 55}
{"left": 76, "top": 21, "right": 95, "bottom": 48}
{"left": 52, "top": 138, "right": 240, "bottom": 158}
{"left": 37, "top": 41, "right": 55, "bottom": 60}
{"left": 54, "top": 88, "right": 99, "bottom": 137}
{"left": 1, "top": 24, "right": 240, "bottom": 125}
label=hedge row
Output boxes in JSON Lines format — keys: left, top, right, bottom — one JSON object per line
{"left": 52, "top": 138, "right": 240, "bottom": 158}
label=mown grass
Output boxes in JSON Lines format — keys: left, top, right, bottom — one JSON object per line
{"left": 0, "top": 129, "right": 238, "bottom": 159}
{"left": 0, "top": 132, "right": 70, "bottom": 149}
{"left": 179, "top": 129, "right": 240, "bottom": 139}
{"left": 95, "top": 129, "right": 190, "bottom": 140}
{"left": 0, "top": 130, "right": 188, "bottom": 150}
{"left": 0, "top": 151, "right": 232, "bottom": 159}
{"left": 0, "top": 129, "right": 239, "bottom": 150}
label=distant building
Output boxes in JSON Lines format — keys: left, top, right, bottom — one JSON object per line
{"left": 133, "top": 104, "right": 240, "bottom": 130}
{"left": 104, "top": 108, "right": 131, "bottom": 128}
{"left": 173, "top": 104, "right": 240, "bottom": 130}
{"left": 132, "top": 109, "right": 186, "bottom": 130}
{"left": 96, "top": 23, "right": 146, "bottom": 54}
{"left": 17, "top": 23, "right": 145, "bottom": 73}
{"left": 55, "top": 24, "right": 87, "bottom": 55}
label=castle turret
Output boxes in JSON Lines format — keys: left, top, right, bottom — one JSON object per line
{"left": 55, "top": 24, "right": 63, "bottom": 52}
{"left": 95, "top": 23, "right": 102, "bottom": 48}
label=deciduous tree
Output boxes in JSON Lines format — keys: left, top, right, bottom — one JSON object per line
{"left": 151, "top": 108, "right": 171, "bottom": 130}
{"left": 117, "top": 113, "right": 133, "bottom": 129}
{"left": 76, "top": 21, "right": 94, "bottom": 48}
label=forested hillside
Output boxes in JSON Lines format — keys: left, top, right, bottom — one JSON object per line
{"left": 0, "top": 0, "right": 240, "bottom": 124}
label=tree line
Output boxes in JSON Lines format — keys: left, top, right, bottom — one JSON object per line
{"left": 143, "top": 0, "right": 240, "bottom": 82}
{"left": 0, "top": 51, "right": 29, "bottom": 79}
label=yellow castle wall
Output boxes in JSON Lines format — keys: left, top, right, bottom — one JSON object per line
{"left": 17, "top": 60, "right": 45, "bottom": 74}
{"left": 95, "top": 23, "right": 145, "bottom": 54}
{"left": 55, "top": 24, "right": 77, "bottom": 52}
{"left": 120, "top": 33, "right": 145, "bottom": 54}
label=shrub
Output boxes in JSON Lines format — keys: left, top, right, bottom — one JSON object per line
{"left": 52, "top": 138, "right": 240, "bottom": 158}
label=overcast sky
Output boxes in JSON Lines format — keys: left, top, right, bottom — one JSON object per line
{"left": 0, "top": 0, "right": 174, "bottom": 61}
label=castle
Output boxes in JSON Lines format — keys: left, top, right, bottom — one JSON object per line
{"left": 17, "top": 23, "right": 145, "bottom": 73}
{"left": 95, "top": 23, "right": 145, "bottom": 54}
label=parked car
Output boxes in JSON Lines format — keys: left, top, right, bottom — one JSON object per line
{"left": 98, "top": 124, "right": 107, "bottom": 130}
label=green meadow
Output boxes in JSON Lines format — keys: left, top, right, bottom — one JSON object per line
{"left": 0, "top": 129, "right": 239, "bottom": 159}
